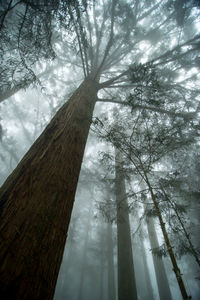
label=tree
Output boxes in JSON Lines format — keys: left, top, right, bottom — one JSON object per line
{"left": 158, "top": 176, "right": 200, "bottom": 269}
{"left": 93, "top": 103, "right": 199, "bottom": 298}
{"left": 0, "top": 0, "right": 85, "bottom": 103}
{"left": 0, "top": 79, "right": 98, "bottom": 299}
{"left": 0, "top": 0, "right": 199, "bottom": 298}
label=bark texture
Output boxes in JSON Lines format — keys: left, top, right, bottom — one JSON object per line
{"left": 0, "top": 78, "right": 98, "bottom": 300}
{"left": 115, "top": 149, "right": 138, "bottom": 300}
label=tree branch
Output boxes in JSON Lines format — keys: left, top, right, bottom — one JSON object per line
{"left": 97, "top": 98, "right": 197, "bottom": 120}
{"left": 150, "top": 33, "right": 200, "bottom": 66}
{"left": 99, "top": 70, "right": 129, "bottom": 88}
{"left": 94, "top": 0, "right": 117, "bottom": 79}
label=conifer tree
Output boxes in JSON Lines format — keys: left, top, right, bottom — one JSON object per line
{"left": 0, "top": 1, "right": 199, "bottom": 298}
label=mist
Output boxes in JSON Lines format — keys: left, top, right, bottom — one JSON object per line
{"left": 0, "top": 0, "right": 200, "bottom": 299}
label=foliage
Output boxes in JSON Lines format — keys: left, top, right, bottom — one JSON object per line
{"left": 0, "top": 0, "right": 86, "bottom": 100}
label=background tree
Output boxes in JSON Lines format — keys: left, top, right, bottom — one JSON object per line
{"left": 93, "top": 101, "right": 199, "bottom": 298}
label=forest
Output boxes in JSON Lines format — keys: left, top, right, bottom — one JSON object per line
{"left": 0, "top": 0, "right": 200, "bottom": 299}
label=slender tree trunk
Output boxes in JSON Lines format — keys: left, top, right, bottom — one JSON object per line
{"left": 146, "top": 215, "right": 173, "bottom": 300}
{"left": 144, "top": 173, "right": 190, "bottom": 299}
{"left": 0, "top": 78, "right": 99, "bottom": 300}
{"left": 115, "top": 149, "right": 138, "bottom": 300}
{"left": 162, "top": 189, "right": 200, "bottom": 269}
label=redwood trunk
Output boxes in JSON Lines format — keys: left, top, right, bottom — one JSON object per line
{"left": 0, "top": 79, "right": 98, "bottom": 299}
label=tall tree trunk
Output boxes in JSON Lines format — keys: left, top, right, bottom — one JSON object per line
{"left": 0, "top": 78, "right": 99, "bottom": 300}
{"left": 146, "top": 215, "right": 173, "bottom": 300}
{"left": 115, "top": 149, "right": 138, "bottom": 300}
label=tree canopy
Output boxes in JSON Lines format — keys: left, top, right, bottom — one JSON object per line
{"left": 0, "top": 0, "right": 200, "bottom": 299}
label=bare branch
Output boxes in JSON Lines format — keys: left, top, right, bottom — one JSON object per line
{"left": 150, "top": 33, "right": 200, "bottom": 66}
{"left": 99, "top": 70, "right": 129, "bottom": 88}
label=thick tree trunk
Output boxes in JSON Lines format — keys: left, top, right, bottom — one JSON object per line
{"left": 115, "top": 149, "right": 138, "bottom": 300}
{"left": 0, "top": 78, "right": 98, "bottom": 300}
{"left": 146, "top": 215, "right": 172, "bottom": 300}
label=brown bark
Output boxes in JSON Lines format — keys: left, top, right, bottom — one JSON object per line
{"left": 0, "top": 78, "right": 99, "bottom": 300}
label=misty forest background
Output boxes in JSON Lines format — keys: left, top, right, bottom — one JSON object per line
{"left": 0, "top": 0, "right": 200, "bottom": 299}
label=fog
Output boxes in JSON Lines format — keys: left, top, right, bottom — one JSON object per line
{"left": 0, "top": 0, "right": 200, "bottom": 299}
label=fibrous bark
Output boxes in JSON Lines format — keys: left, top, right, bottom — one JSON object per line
{"left": 0, "top": 78, "right": 98, "bottom": 300}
